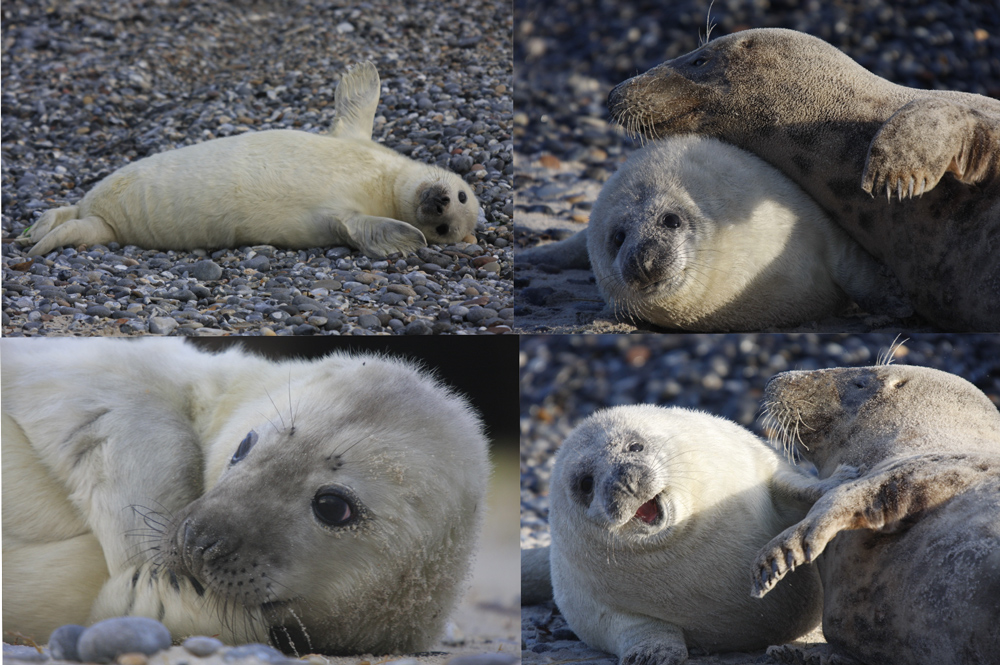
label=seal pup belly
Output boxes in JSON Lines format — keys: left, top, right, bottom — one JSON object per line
{"left": 1, "top": 338, "right": 490, "bottom": 655}
{"left": 22, "top": 62, "right": 480, "bottom": 259}
{"left": 753, "top": 362, "right": 1000, "bottom": 665}
{"left": 608, "top": 27, "right": 1000, "bottom": 331}
{"left": 529, "top": 405, "right": 854, "bottom": 664}
{"left": 519, "top": 135, "right": 910, "bottom": 331}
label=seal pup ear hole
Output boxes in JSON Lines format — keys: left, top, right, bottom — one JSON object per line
{"left": 230, "top": 431, "right": 258, "bottom": 464}
{"left": 312, "top": 487, "right": 359, "bottom": 528}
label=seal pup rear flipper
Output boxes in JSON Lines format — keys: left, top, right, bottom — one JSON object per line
{"left": 330, "top": 61, "right": 381, "bottom": 141}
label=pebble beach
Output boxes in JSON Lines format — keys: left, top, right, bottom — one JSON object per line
{"left": 1, "top": 0, "right": 513, "bottom": 336}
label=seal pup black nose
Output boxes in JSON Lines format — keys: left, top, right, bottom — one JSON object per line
{"left": 420, "top": 185, "right": 451, "bottom": 216}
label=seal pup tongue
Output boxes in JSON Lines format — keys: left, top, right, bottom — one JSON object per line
{"left": 634, "top": 499, "right": 659, "bottom": 524}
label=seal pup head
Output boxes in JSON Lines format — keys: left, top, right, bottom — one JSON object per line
{"left": 762, "top": 363, "right": 1000, "bottom": 475}
{"left": 157, "top": 353, "right": 489, "bottom": 655}
{"left": 396, "top": 166, "right": 480, "bottom": 246}
{"left": 588, "top": 134, "right": 848, "bottom": 330}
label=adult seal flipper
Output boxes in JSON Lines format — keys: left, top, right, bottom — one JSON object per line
{"left": 862, "top": 97, "right": 1000, "bottom": 199}
{"left": 330, "top": 61, "right": 380, "bottom": 141}
{"left": 608, "top": 28, "right": 1000, "bottom": 331}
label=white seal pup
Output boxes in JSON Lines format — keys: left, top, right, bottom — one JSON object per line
{"left": 1, "top": 338, "right": 490, "bottom": 655}
{"left": 519, "top": 136, "right": 910, "bottom": 331}
{"left": 752, "top": 363, "right": 1000, "bottom": 665}
{"left": 21, "top": 62, "right": 480, "bottom": 259}
{"left": 524, "top": 405, "right": 855, "bottom": 664}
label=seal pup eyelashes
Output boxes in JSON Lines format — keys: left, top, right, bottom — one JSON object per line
{"left": 522, "top": 405, "right": 856, "bottom": 664}
{"left": 21, "top": 62, "right": 480, "bottom": 259}
{"left": 608, "top": 28, "right": 1000, "bottom": 330}
{"left": 752, "top": 363, "right": 1000, "bottom": 665}
{"left": 1, "top": 338, "right": 490, "bottom": 655}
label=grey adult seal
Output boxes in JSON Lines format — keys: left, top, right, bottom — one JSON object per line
{"left": 1, "top": 339, "right": 490, "bottom": 655}
{"left": 609, "top": 27, "right": 1000, "bottom": 331}
{"left": 752, "top": 363, "right": 1000, "bottom": 665}
{"left": 522, "top": 406, "right": 856, "bottom": 664}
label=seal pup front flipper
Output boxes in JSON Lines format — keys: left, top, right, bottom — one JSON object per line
{"left": 341, "top": 212, "right": 428, "bottom": 258}
{"left": 516, "top": 228, "right": 591, "bottom": 270}
{"left": 862, "top": 98, "right": 1000, "bottom": 200}
{"left": 330, "top": 61, "right": 381, "bottom": 141}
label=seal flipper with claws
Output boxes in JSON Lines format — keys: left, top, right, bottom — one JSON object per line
{"left": 752, "top": 363, "right": 1000, "bottom": 665}
{"left": 329, "top": 61, "right": 381, "bottom": 141}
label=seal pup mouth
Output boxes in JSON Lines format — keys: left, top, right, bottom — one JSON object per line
{"left": 634, "top": 498, "right": 660, "bottom": 524}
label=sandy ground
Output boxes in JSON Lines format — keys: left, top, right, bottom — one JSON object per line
{"left": 3, "top": 445, "right": 520, "bottom": 665}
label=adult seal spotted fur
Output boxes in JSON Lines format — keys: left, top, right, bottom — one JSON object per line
{"left": 519, "top": 135, "right": 910, "bottom": 331}
{"left": 522, "top": 406, "right": 856, "bottom": 664}
{"left": 1, "top": 339, "right": 490, "bottom": 655}
{"left": 609, "top": 28, "right": 1000, "bottom": 331}
{"left": 752, "top": 363, "right": 1000, "bottom": 665}
{"left": 21, "top": 62, "right": 480, "bottom": 259}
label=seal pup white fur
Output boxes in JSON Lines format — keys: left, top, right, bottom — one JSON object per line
{"left": 519, "top": 136, "right": 910, "bottom": 331}
{"left": 752, "top": 364, "right": 1000, "bottom": 665}
{"left": 21, "top": 62, "right": 480, "bottom": 259}
{"left": 1, "top": 338, "right": 490, "bottom": 655}
{"left": 528, "top": 405, "right": 853, "bottom": 665}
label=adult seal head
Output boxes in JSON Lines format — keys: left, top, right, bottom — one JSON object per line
{"left": 608, "top": 27, "right": 1000, "bottom": 331}
{"left": 21, "top": 62, "right": 480, "bottom": 258}
{"left": 753, "top": 362, "right": 1000, "bottom": 665}
{"left": 525, "top": 405, "right": 854, "bottom": 664}
{"left": 1, "top": 339, "right": 490, "bottom": 655}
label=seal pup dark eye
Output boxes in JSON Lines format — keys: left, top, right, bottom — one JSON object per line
{"left": 661, "top": 213, "right": 682, "bottom": 229}
{"left": 692, "top": 57, "right": 708, "bottom": 66}
{"left": 613, "top": 230, "right": 626, "bottom": 247}
{"left": 313, "top": 489, "right": 355, "bottom": 527}
{"left": 579, "top": 475, "right": 594, "bottom": 494}
{"left": 458, "top": 191, "right": 468, "bottom": 204}
{"left": 231, "top": 431, "right": 258, "bottom": 464}
{"left": 628, "top": 443, "right": 644, "bottom": 452}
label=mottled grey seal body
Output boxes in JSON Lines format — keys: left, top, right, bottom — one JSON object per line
{"left": 753, "top": 364, "right": 1000, "bottom": 665}
{"left": 2, "top": 339, "right": 489, "bottom": 655}
{"left": 530, "top": 406, "right": 852, "bottom": 665}
{"left": 609, "top": 28, "right": 1000, "bottom": 331}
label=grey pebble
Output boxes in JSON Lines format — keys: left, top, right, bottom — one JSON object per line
{"left": 189, "top": 259, "right": 223, "bottom": 281}
{"left": 49, "top": 624, "right": 86, "bottom": 661}
{"left": 3, "top": 644, "right": 49, "bottom": 662}
{"left": 149, "top": 316, "right": 179, "bottom": 335}
{"left": 221, "top": 643, "right": 292, "bottom": 663}
{"left": 77, "top": 617, "right": 172, "bottom": 663}
{"left": 182, "top": 636, "right": 224, "bottom": 657}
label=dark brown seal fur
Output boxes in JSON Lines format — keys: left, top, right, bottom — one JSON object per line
{"left": 609, "top": 28, "right": 1000, "bottom": 331}
{"left": 752, "top": 364, "right": 1000, "bottom": 665}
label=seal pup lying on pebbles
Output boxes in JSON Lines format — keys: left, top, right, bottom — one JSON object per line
{"left": 519, "top": 135, "right": 910, "bottom": 331}
{"left": 1, "top": 338, "right": 490, "bottom": 655}
{"left": 522, "top": 405, "right": 856, "bottom": 664}
{"left": 21, "top": 62, "right": 480, "bottom": 259}
{"left": 752, "top": 363, "right": 1000, "bottom": 665}
{"left": 608, "top": 28, "right": 1000, "bottom": 331}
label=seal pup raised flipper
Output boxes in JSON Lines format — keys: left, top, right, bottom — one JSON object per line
{"left": 330, "top": 61, "right": 381, "bottom": 141}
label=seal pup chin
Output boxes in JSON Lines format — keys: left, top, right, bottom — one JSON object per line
{"left": 1, "top": 338, "right": 490, "bottom": 655}
{"left": 531, "top": 405, "right": 854, "bottom": 665}
{"left": 21, "top": 62, "right": 481, "bottom": 259}
{"left": 753, "top": 362, "right": 1000, "bottom": 665}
